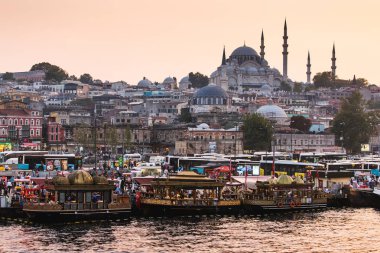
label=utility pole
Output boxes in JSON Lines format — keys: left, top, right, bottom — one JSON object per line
{"left": 94, "top": 105, "right": 97, "bottom": 169}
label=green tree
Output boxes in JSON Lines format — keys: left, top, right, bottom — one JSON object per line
{"left": 30, "top": 62, "right": 68, "bottom": 82}
{"left": 242, "top": 113, "right": 273, "bottom": 151}
{"left": 332, "top": 91, "right": 379, "bottom": 154}
{"left": 279, "top": 81, "right": 291, "bottom": 92}
{"left": 179, "top": 108, "right": 192, "bottom": 123}
{"left": 80, "top": 73, "right": 93, "bottom": 84}
{"left": 290, "top": 116, "right": 312, "bottom": 133}
{"left": 123, "top": 125, "right": 132, "bottom": 153}
{"left": 73, "top": 125, "right": 91, "bottom": 151}
{"left": 313, "top": 71, "right": 333, "bottom": 88}
{"left": 188, "top": 72, "right": 209, "bottom": 88}
{"left": 293, "top": 82, "right": 303, "bottom": 93}
{"left": 106, "top": 125, "right": 118, "bottom": 154}
{"left": 1, "top": 72, "right": 14, "bottom": 80}
{"left": 69, "top": 75, "right": 78, "bottom": 81}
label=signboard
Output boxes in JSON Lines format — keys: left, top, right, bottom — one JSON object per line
{"left": 209, "top": 141, "right": 216, "bottom": 153}
{"left": 361, "top": 144, "right": 370, "bottom": 152}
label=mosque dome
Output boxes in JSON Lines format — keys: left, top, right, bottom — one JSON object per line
{"left": 261, "top": 84, "right": 271, "bottom": 91}
{"left": 193, "top": 83, "right": 228, "bottom": 98}
{"left": 179, "top": 76, "right": 190, "bottom": 84}
{"left": 231, "top": 45, "right": 259, "bottom": 57}
{"left": 68, "top": 170, "right": 94, "bottom": 185}
{"left": 257, "top": 103, "right": 287, "bottom": 118}
{"left": 163, "top": 76, "right": 175, "bottom": 84}
{"left": 230, "top": 45, "right": 260, "bottom": 65}
{"left": 137, "top": 77, "right": 153, "bottom": 88}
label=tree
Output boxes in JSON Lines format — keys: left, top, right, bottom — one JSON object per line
{"left": 123, "top": 125, "right": 132, "bottom": 153}
{"left": 188, "top": 72, "right": 209, "bottom": 88}
{"left": 69, "top": 75, "right": 78, "bottom": 81}
{"left": 30, "top": 62, "right": 68, "bottom": 82}
{"left": 106, "top": 125, "right": 118, "bottom": 154}
{"left": 293, "top": 82, "right": 303, "bottom": 93}
{"left": 279, "top": 81, "right": 291, "bottom": 92}
{"left": 313, "top": 71, "right": 333, "bottom": 88}
{"left": 242, "top": 113, "right": 273, "bottom": 151}
{"left": 332, "top": 91, "right": 379, "bottom": 154}
{"left": 1, "top": 72, "right": 14, "bottom": 80}
{"left": 80, "top": 73, "right": 93, "bottom": 84}
{"left": 73, "top": 125, "right": 91, "bottom": 151}
{"left": 290, "top": 116, "right": 312, "bottom": 133}
{"left": 179, "top": 108, "right": 192, "bottom": 123}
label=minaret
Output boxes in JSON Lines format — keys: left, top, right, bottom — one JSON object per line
{"left": 352, "top": 75, "right": 357, "bottom": 85}
{"left": 331, "top": 43, "right": 336, "bottom": 80}
{"left": 282, "top": 19, "right": 288, "bottom": 79}
{"left": 221, "top": 46, "right": 226, "bottom": 65}
{"left": 306, "top": 51, "right": 311, "bottom": 83}
{"left": 260, "top": 29, "right": 265, "bottom": 62}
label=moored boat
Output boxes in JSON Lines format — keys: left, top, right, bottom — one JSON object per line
{"left": 23, "top": 170, "right": 131, "bottom": 223}
{"left": 242, "top": 175, "right": 328, "bottom": 214}
{"left": 136, "top": 171, "right": 242, "bottom": 216}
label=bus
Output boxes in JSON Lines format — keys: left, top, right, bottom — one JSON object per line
{"left": 0, "top": 151, "right": 82, "bottom": 172}
{"left": 297, "top": 152, "right": 347, "bottom": 163}
{"left": 259, "top": 160, "right": 325, "bottom": 178}
{"left": 253, "top": 152, "right": 291, "bottom": 161}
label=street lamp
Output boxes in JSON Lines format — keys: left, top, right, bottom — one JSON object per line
{"left": 340, "top": 122, "right": 345, "bottom": 153}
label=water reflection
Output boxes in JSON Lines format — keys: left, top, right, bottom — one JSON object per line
{"left": 1, "top": 209, "right": 380, "bottom": 252}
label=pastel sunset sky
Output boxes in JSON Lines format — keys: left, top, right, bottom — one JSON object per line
{"left": 0, "top": 0, "right": 379, "bottom": 85}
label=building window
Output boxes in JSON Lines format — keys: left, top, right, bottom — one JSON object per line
{"left": 1, "top": 128, "right": 5, "bottom": 135}
{"left": 31, "top": 129, "right": 34, "bottom": 136}
{"left": 9, "top": 119, "right": 12, "bottom": 125}
{"left": 20, "top": 119, "right": 23, "bottom": 125}
{"left": 36, "top": 120, "right": 40, "bottom": 126}
{"left": 2, "top": 119, "right": 5, "bottom": 125}
{"left": 36, "top": 129, "right": 40, "bottom": 136}
{"left": 31, "top": 120, "right": 34, "bottom": 125}
{"left": 14, "top": 119, "right": 18, "bottom": 125}
{"left": 25, "top": 119, "right": 29, "bottom": 125}
{"left": 232, "top": 135, "right": 235, "bottom": 140}
{"left": 50, "top": 135, "right": 54, "bottom": 141}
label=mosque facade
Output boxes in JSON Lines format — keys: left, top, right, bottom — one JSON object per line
{"left": 210, "top": 21, "right": 290, "bottom": 94}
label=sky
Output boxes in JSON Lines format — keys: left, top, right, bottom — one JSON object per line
{"left": 0, "top": 0, "right": 379, "bottom": 85}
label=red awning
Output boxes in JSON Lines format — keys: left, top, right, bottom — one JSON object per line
{"left": 214, "top": 165, "right": 234, "bottom": 173}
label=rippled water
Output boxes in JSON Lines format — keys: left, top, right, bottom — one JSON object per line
{"left": 0, "top": 208, "right": 379, "bottom": 253}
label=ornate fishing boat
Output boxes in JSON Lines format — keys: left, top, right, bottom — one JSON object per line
{"left": 242, "top": 175, "right": 328, "bottom": 213}
{"left": 136, "top": 171, "right": 241, "bottom": 216}
{"left": 23, "top": 170, "right": 131, "bottom": 222}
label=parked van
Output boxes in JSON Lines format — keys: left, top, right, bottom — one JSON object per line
{"left": 123, "top": 153, "right": 142, "bottom": 162}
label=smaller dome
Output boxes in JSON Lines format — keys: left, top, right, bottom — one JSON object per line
{"left": 52, "top": 176, "right": 70, "bottom": 185}
{"left": 247, "top": 67, "right": 258, "bottom": 74}
{"left": 257, "top": 104, "right": 287, "bottom": 118}
{"left": 137, "top": 77, "right": 153, "bottom": 88}
{"left": 68, "top": 170, "right": 94, "bottom": 185}
{"left": 197, "top": 123, "right": 210, "bottom": 129}
{"left": 261, "top": 84, "right": 271, "bottom": 91}
{"left": 277, "top": 175, "right": 293, "bottom": 184}
{"left": 163, "top": 76, "right": 175, "bottom": 84}
{"left": 179, "top": 76, "right": 190, "bottom": 84}
{"left": 193, "top": 83, "right": 228, "bottom": 98}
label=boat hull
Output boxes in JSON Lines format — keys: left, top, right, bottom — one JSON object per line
{"left": 23, "top": 208, "right": 132, "bottom": 223}
{"left": 242, "top": 199, "right": 327, "bottom": 214}
{"left": 0, "top": 207, "right": 26, "bottom": 220}
{"left": 349, "top": 189, "right": 374, "bottom": 208}
{"left": 138, "top": 204, "right": 240, "bottom": 217}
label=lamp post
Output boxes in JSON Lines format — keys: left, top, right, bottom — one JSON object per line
{"left": 340, "top": 122, "right": 345, "bottom": 153}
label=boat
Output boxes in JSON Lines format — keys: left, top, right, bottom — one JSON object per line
{"left": 242, "top": 175, "right": 328, "bottom": 214}
{"left": 22, "top": 170, "right": 131, "bottom": 223}
{"left": 135, "top": 171, "right": 242, "bottom": 216}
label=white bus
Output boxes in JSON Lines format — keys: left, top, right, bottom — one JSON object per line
{"left": 123, "top": 153, "right": 142, "bottom": 162}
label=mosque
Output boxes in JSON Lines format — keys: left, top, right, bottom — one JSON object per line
{"left": 209, "top": 21, "right": 291, "bottom": 94}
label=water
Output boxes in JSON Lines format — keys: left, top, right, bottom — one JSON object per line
{"left": 0, "top": 208, "right": 379, "bottom": 253}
